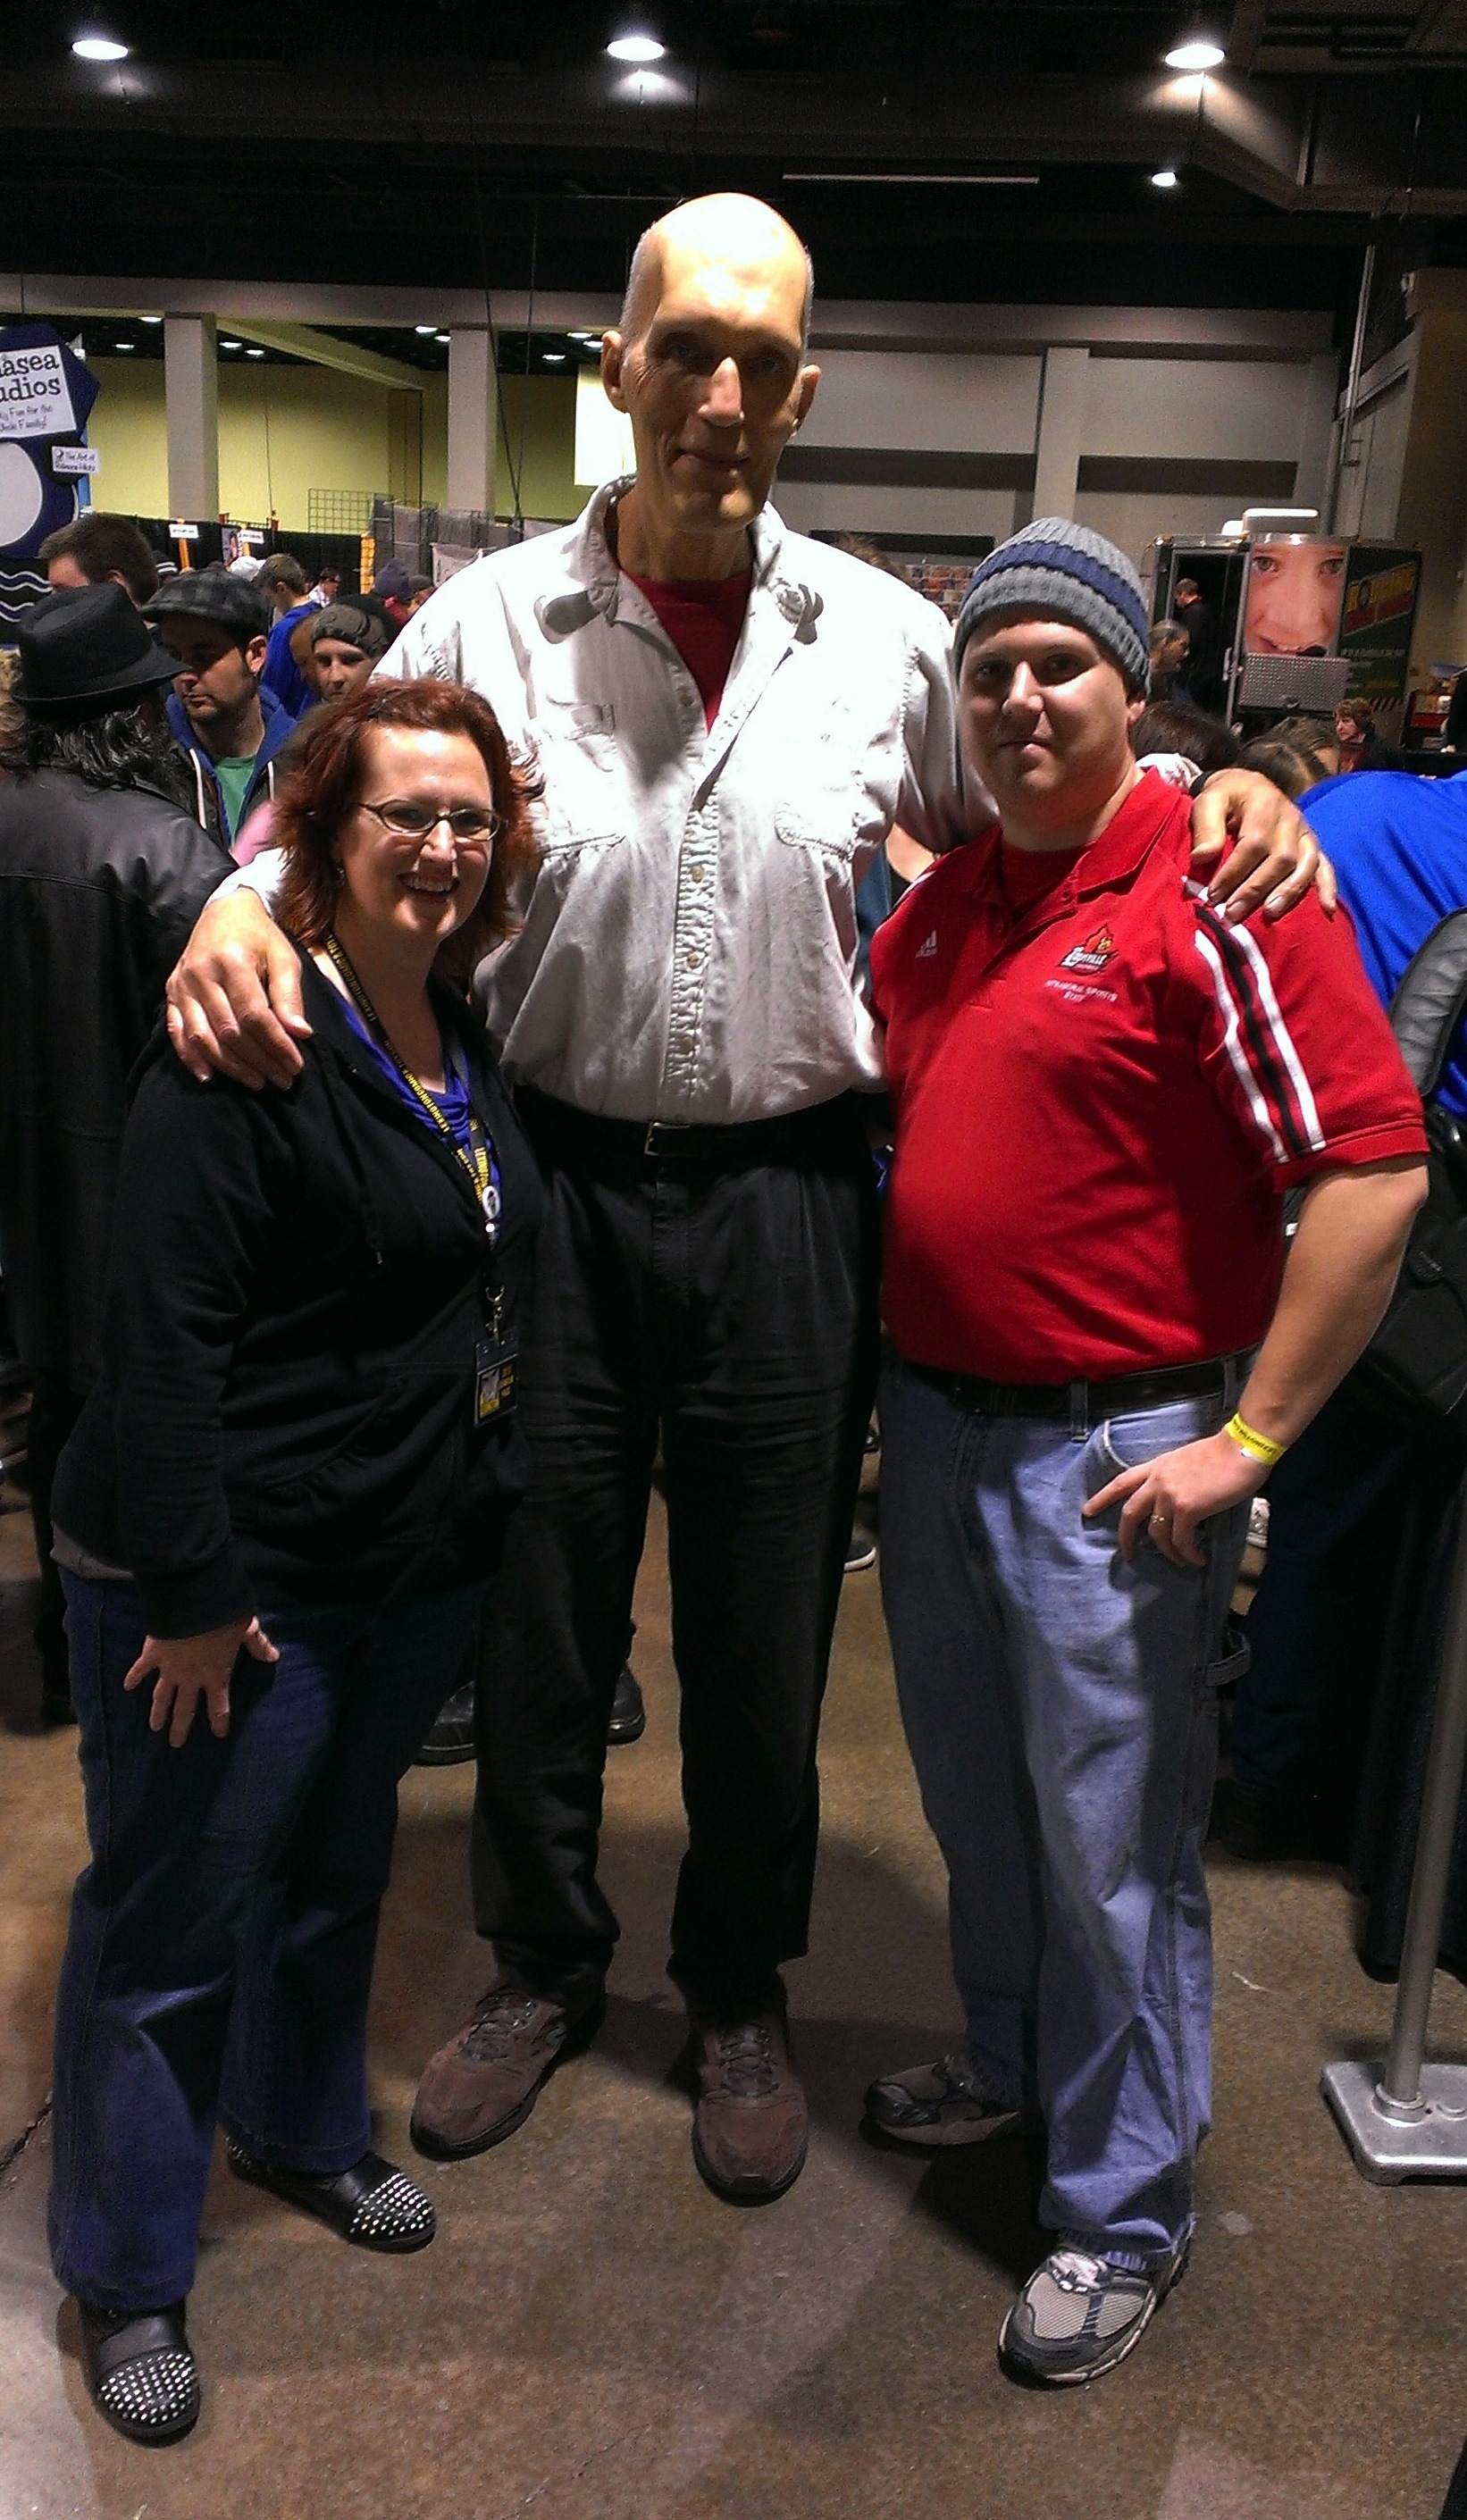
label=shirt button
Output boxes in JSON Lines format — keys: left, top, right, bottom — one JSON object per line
{"left": 690, "top": 864, "right": 706, "bottom": 883}
{"left": 686, "top": 950, "right": 702, "bottom": 970}
{"left": 676, "top": 684, "right": 695, "bottom": 708}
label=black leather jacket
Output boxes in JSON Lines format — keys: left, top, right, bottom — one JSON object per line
{"left": 0, "top": 767, "right": 231, "bottom": 1388}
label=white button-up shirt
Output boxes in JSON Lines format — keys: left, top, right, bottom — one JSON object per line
{"left": 238, "top": 480, "right": 988, "bottom": 1124}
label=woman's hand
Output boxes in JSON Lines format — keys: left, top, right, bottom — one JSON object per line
{"left": 123, "top": 1616, "right": 279, "bottom": 1747}
{"left": 1187, "top": 769, "right": 1337, "bottom": 923}
{"left": 1084, "top": 1432, "right": 1269, "bottom": 1569}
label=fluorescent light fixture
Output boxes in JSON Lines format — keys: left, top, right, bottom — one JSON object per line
{"left": 72, "top": 32, "right": 130, "bottom": 59}
{"left": 785, "top": 172, "right": 1039, "bottom": 188}
{"left": 543, "top": 351, "right": 566, "bottom": 363}
{"left": 1164, "top": 32, "right": 1225, "bottom": 69}
{"left": 245, "top": 346, "right": 265, "bottom": 358}
{"left": 220, "top": 338, "right": 242, "bottom": 349}
{"left": 113, "top": 340, "right": 134, "bottom": 351}
{"left": 607, "top": 31, "right": 665, "bottom": 62}
{"left": 1151, "top": 166, "right": 1180, "bottom": 188}
{"left": 415, "top": 322, "right": 437, "bottom": 335}
{"left": 435, "top": 331, "right": 450, "bottom": 343}
{"left": 141, "top": 313, "right": 163, "bottom": 323}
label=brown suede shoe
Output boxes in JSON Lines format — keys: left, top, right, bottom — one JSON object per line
{"left": 410, "top": 1983, "right": 603, "bottom": 2161}
{"left": 686, "top": 2004, "right": 809, "bottom": 2204}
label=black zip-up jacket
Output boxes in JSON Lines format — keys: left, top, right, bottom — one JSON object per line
{"left": 54, "top": 951, "right": 542, "bottom": 1635}
{"left": 0, "top": 767, "right": 231, "bottom": 1389}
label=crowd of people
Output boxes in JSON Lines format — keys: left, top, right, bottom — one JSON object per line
{"left": 0, "top": 188, "right": 1461, "bottom": 2450}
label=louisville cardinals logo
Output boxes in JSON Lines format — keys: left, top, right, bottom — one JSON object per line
{"left": 1060, "top": 925, "right": 1115, "bottom": 975}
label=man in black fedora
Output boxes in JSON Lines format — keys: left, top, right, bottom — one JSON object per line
{"left": 0, "top": 585, "right": 231, "bottom": 1721}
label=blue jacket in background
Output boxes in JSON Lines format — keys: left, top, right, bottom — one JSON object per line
{"left": 261, "top": 602, "right": 316, "bottom": 721}
{"left": 1304, "top": 769, "right": 1467, "bottom": 1118}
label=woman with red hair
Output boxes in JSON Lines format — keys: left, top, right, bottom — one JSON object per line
{"left": 46, "top": 682, "right": 542, "bottom": 2444}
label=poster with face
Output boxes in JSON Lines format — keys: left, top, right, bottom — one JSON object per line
{"left": 1243, "top": 537, "right": 1347, "bottom": 657}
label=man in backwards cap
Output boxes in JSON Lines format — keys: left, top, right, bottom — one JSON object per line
{"left": 864, "top": 520, "right": 1428, "bottom": 2382}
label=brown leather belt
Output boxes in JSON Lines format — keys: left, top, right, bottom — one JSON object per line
{"left": 904, "top": 1354, "right": 1244, "bottom": 1420}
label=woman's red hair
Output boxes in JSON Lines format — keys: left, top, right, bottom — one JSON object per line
{"left": 272, "top": 679, "right": 541, "bottom": 976}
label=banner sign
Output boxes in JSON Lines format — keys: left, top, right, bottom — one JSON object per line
{"left": 1338, "top": 546, "right": 1421, "bottom": 707}
{"left": 0, "top": 337, "right": 78, "bottom": 441}
{"left": 52, "top": 444, "right": 100, "bottom": 476}
{"left": 0, "top": 322, "right": 100, "bottom": 560}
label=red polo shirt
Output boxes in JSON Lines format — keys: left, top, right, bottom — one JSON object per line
{"left": 870, "top": 769, "right": 1427, "bottom": 1383}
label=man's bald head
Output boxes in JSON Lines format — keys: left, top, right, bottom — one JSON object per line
{"left": 620, "top": 192, "right": 815, "bottom": 352}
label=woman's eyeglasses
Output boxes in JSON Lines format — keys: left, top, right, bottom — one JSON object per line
{"left": 356, "top": 800, "right": 502, "bottom": 843}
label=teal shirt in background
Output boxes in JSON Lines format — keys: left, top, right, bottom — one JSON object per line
{"left": 214, "top": 757, "right": 257, "bottom": 842}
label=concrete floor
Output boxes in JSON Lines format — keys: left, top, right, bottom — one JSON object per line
{"left": 3, "top": 1482, "right": 1466, "bottom": 2520}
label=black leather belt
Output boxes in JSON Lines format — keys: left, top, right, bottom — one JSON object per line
{"left": 516, "top": 1084, "right": 861, "bottom": 1170}
{"left": 905, "top": 1354, "right": 1242, "bottom": 1419}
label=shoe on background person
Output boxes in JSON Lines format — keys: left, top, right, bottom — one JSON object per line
{"left": 411, "top": 1982, "right": 605, "bottom": 2159}
{"left": 608, "top": 1662, "right": 646, "bottom": 1745}
{"left": 864, "top": 2051, "right": 1025, "bottom": 2146}
{"left": 684, "top": 1989, "right": 809, "bottom": 2202}
{"left": 415, "top": 1674, "right": 476, "bottom": 1767}
{"left": 844, "top": 1525, "right": 876, "bottom": 1574}
{"left": 998, "top": 2236, "right": 1190, "bottom": 2387}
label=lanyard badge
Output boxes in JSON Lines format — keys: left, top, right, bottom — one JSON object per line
{"left": 323, "top": 931, "right": 517, "bottom": 1424}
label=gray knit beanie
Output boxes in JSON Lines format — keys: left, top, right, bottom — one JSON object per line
{"left": 953, "top": 517, "right": 1152, "bottom": 696}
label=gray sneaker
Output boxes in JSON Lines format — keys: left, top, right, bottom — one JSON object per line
{"left": 863, "top": 2052, "right": 1024, "bottom": 2146}
{"left": 999, "top": 2237, "right": 1189, "bottom": 2386}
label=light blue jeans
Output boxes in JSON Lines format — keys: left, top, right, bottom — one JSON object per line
{"left": 878, "top": 1356, "right": 1252, "bottom": 2266}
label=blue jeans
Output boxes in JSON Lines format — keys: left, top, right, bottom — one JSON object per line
{"left": 50, "top": 1575, "right": 483, "bottom": 2314}
{"left": 878, "top": 1359, "right": 1251, "bottom": 2266}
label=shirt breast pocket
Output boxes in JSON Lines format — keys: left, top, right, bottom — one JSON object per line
{"left": 535, "top": 699, "right": 625, "bottom": 848}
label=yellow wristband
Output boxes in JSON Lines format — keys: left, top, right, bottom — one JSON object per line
{"left": 1224, "top": 1411, "right": 1287, "bottom": 1469}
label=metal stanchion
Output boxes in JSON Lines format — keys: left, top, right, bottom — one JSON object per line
{"left": 1322, "top": 1496, "right": 1467, "bottom": 2180}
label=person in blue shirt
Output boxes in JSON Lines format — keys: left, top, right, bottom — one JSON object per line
{"left": 1221, "top": 767, "right": 1467, "bottom": 1858}
{"left": 258, "top": 552, "right": 316, "bottom": 720}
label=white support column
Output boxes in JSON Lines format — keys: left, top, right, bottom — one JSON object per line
{"left": 1031, "top": 346, "right": 1088, "bottom": 522}
{"left": 163, "top": 314, "right": 218, "bottom": 521}
{"left": 447, "top": 326, "right": 496, "bottom": 517}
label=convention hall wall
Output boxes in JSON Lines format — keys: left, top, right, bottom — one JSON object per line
{"left": 80, "top": 322, "right": 1339, "bottom": 564}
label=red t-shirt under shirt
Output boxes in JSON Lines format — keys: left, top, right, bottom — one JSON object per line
{"left": 870, "top": 771, "right": 1427, "bottom": 1385}
{"left": 625, "top": 568, "right": 751, "bottom": 728}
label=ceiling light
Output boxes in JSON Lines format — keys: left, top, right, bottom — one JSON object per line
{"left": 415, "top": 323, "right": 437, "bottom": 335}
{"left": 141, "top": 313, "right": 163, "bottom": 323}
{"left": 245, "top": 346, "right": 265, "bottom": 358}
{"left": 435, "top": 331, "right": 450, "bottom": 343}
{"left": 543, "top": 351, "right": 566, "bottom": 363}
{"left": 1151, "top": 167, "right": 1180, "bottom": 188}
{"left": 72, "top": 31, "right": 130, "bottom": 59}
{"left": 606, "top": 30, "right": 665, "bottom": 63}
{"left": 113, "top": 340, "right": 134, "bottom": 351}
{"left": 1163, "top": 31, "right": 1225, "bottom": 69}
{"left": 220, "top": 338, "right": 242, "bottom": 350}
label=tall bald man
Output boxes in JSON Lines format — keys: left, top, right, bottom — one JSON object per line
{"left": 167, "top": 193, "right": 1319, "bottom": 2205}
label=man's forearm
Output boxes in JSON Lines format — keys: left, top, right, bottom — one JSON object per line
{"left": 1236, "top": 1159, "right": 1427, "bottom": 1448}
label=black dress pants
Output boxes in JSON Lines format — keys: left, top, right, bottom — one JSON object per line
{"left": 470, "top": 1090, "right": 881, "bottom": 2009}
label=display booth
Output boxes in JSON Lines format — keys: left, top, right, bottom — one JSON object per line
{"left": 1150, "top": 528, "right": 1421, "bottom": 731}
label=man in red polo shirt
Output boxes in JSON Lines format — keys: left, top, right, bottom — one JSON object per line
{"left": 865, "top": 517, "right": 1427, "bottom": 2386}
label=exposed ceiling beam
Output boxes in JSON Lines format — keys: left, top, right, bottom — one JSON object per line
{"left": 223, "top": 318, "right": 429, "bottom": 388}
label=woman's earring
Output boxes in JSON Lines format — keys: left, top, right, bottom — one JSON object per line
{"left": 331, "top": 861, "right": 346, "bottom": 884}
